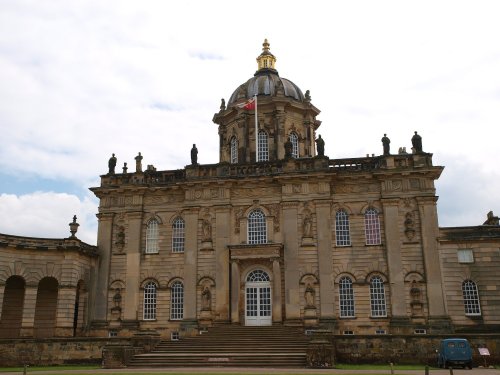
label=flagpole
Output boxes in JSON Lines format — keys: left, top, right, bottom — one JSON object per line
{"left": 254, "top": 94, "right": 258, "bottom": 162}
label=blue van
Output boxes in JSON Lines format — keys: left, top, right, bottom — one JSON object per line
{"left": 437, "top": 338, "right": 473, "bottom": 369}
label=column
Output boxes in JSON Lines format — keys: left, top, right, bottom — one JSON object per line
{"left": 215, "top": 206, "right": 231, "bottom": 321}
{"left": 417, "top": 197, "right": 447, "bottom": 317}
{"left": 55, "top": 286, "right": 77, "bottom": 337}
{"left": 20, "top": 285, "right": 37, "bottom": 337}
{"left": 272, "top": 259, "right": 282, "bottom": 323}
{"left": 381, "top": 198, "right": 407, "bottom": 318}
{"left": 283, "top": 202, "right": 300, "bottom": 322}
{"left": 0, "top": 284, "right": 5, "bottom": 319}
{"left": 123, "top": 211, "right": 143, "bottom": 322}
{"left": 315, "top": 201, "right": 335, "bottom": 322}
{"left": 231, "top": 260, "right": 240, "bottom": 323}
{"left": 93, "top": 212, "right": 114, "bottom": 322}
{"left": 183, "top": 208, "right": 199, "bottom": 322}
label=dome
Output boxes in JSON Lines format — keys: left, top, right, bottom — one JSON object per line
{"left": 227, "top": 71, "right": 305, "bottom": 106}
{"left": 227, "top": 39, "right": 305, "bottom": 106}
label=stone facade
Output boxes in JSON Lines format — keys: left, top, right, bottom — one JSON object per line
{"left": 0, "top": 41, "right": 499, "bottom": 364}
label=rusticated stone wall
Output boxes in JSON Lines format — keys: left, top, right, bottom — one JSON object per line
{"left": 334, "top": 334, "right": 500, "bottom": 365}
{"left": 0, "top": 338, "right": 118, "bottom": 366}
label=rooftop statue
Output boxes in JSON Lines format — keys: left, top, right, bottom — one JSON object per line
{"left": 191, "top": 144, "right": 198, "bottom": 165}
{"left": 108, "top": 153, "right": 117, "bottom": 174}
{"left": 381, "top": 134, "right": 390, "bottom": 156}
{"left": 135, "top": 152, "right": 143, "bottom": 173}
{"left": 412, "top": 131, "right": 423, "bottom": 153}
{"left": 315, "top": 135, "right": 325, "bottom": 157}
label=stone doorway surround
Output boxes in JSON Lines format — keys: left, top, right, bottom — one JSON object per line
{"left": 228, "top": 243, "right": 283, "bottom": 325}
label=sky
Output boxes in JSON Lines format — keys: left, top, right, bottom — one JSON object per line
{"left": 1, "top": 1, "right": 499, "bottom": 245}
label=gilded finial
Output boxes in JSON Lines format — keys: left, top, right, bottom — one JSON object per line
{"left": 262, "top": 38, "right": 270, "bottom": 52}
{"left": 256, "top": 38, "right": 276, "bottom": 72}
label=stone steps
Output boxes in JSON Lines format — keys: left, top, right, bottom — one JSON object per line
{"left": 128, "top": 325, "right": 309, "bottom": 367}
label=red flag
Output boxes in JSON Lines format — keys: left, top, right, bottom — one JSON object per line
{"left": 236, "top": 97, "right": 256, "bottom": 110}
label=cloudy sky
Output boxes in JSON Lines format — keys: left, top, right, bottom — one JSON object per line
{"left": 1, "top": 1, "right": 499, "bottom": 244}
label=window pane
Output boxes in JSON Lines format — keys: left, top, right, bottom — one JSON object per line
{"left": 289, "top": 133, "right": 299, "bottom": 158}
{"left": 258, "top": 131, "right": 269, "bottom": 161}
{"left": 462, "top": 280, "right": 481, "bottom": 316}
{"left": 335, "top": 210, "right": 351, "bottom": 246}
{"left": 143, "top": 282, "right": 157, "bottom": 320}
{"left": 458, "top": 249, "right": 474, "bottom": 263}
{"left": 231, "top": 137, "right": 238, "bottom": 164}
{"left": 145, "top": 220, "right": 159, "bottom": 253}
{"left": 339, "top": 276, "right": 355, "bottom": 317}
{"left": 370, "top": 276, "right": 387, "bottom": 317}
{"left": 365, "top": 208, "right": 381, "bottom": 245}
{"left": 248, "top": 209, "right": 267, "bottom": 244}
{"left": 172, "top": 218, "right": 185, "bottom": 253}
{"left": 171, "top": 281, "right": 184, "bottom": 320}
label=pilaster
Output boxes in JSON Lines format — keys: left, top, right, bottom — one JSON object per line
{"left": 231, "top": 260, "right": 240, "bottom": 323}
{"left": 272, "top": 258, "right": 282, "bottom": 322}
{"left": 183, "top": 208, "right": 199, "bottom": 321}
{"left": 20, "top": 285, "right": 37, "bottom": 337}
{"left": 315, "top": 201, "right": 335, "bottom": 321}
{"left": 215, "top": 206, "right": 231, "bottom": 321}
{"left": 381, "top": 198, "right": 406, "bottom": 317}
{"left": 55, "top": 285, "right": 77, "bottom": 337}
{"left": 416, "top": 196, "right": 447, "bottom": 318}
{"left": 283, "top": 202, "right": 300, "bottom": 322}
{"left": 123, "top": 211, "right": 143, "bottom": 321}
{"left": 93, "top": 212, "right": 114, "bottom": 321}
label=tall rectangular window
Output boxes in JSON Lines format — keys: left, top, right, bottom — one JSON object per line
{"left": 143, "top": 282, "right": 157, "bottom": 320}
{"left": 170, "top": 281, "right": 184, "bottom": 320}
{"left": 172, "top": 218, "right": 185, "bottom": 253}
{"left": 364, "top": 208, "right": 381, "bottom": 245}
{"left": 462, "top": 280, "right": 481, "bottom": 316}
{"left": 339, "top": 276, "right": 355, "bottom": 318}
{"left": 145, "top": 219, "right": 159, "bottom": 254}
{"left": 258, "top": 130, "right": 269, "bottom": 161}
{"left": 248, "top": 209, "right": 267, "bottom": 244}
{"left": 370, "top": 276, "right": 387, "bottom": 317}
{"left": 335, "top": 209, "right": 351, "bottom": 246}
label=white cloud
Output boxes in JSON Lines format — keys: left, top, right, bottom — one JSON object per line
{"left": 0, "top": 192, "right": 98, "bottom": 244}
{"left": 0, "top": 0, "right": 499, "bottom": 235}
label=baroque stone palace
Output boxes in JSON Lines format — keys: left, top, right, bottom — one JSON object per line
{"left": 1, "top": 40, "right": 499, "bottom": 341}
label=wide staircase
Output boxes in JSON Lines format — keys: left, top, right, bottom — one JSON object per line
{"left": 128, "top": 325, "right": 310, "bottom": 367}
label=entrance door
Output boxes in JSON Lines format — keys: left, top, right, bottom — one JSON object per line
{"left": 245, "top": 270, "right": 272, "bottom": 326}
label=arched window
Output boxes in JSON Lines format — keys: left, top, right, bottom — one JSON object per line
{"left": 369, "top": 276, "right": 387, "bottom": 317}
{"left": 364, "top": 208, "right": 381, "bottom": 245}
{"left": 335, "top": 209, "right": 351, "bottom": 246}
{"left": 170, "top": 281, "right": 184, "bottom": 320}
{"left": 145, "top": 219, "right": 159, "bottom": 253}
{"left": 248, "top": 209, "right": 267, "bottom": 244}
{"left": 143, "top": 282, "right": 157, "bottom": 320}
{"left": 247, "top": 269, "right": 270, "bottom": 282}
{"left": 258, "top": 130, "right": 269, "bottom": 162}
{"left": 172, "top": 217, "right": 185, "bottom": 253}
{"left": 462, "top": 280, "right": 481, "bottom": 316}
{"left": 339, "top": 276, "right": 355, "bottom": 318}
{"left": 230, "top": 137, "right": 238, "bottom": 164}
{"left": 289, "top": 132, "right": 299, "bottom": 158}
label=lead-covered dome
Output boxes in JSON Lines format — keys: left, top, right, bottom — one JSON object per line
{"left": 227, "top": 39, "right": 305, "bottom": 106}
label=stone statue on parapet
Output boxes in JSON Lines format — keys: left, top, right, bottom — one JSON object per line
{"left": 191, "top": 144, "right": 198, "bottom": 165}
{"left": 483, "top": 211, "right": 499, "bottom": 226}
{"left": 381, "top": 134, "right": 390, "bottom": 155}
{"left": 220, "top": 98, "right": 226, "bottom": 112}
{"left": 135, "top": 152, "right": 143, "bottom": 173}
{"left": 315, "top": 135, "right": 325, "bottom": 157}
{"left": 305, "top": 90, "right": 311, "bottom": 101}
{"left": 412, "top": 131, "right": 423, "bottom": 153}
{"left": 108, "top": 153, "right": 117, "bottom": 174}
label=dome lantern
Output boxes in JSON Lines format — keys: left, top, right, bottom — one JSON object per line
{"left": 256, "top": 39, "right": 277, "bottom": 72}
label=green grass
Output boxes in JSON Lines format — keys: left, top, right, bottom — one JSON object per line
{"left": 336, "top": 364, "right": 436, "bottom": 370}
{"left": 0, "top": 365, "right": 99, "bottom": 373}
